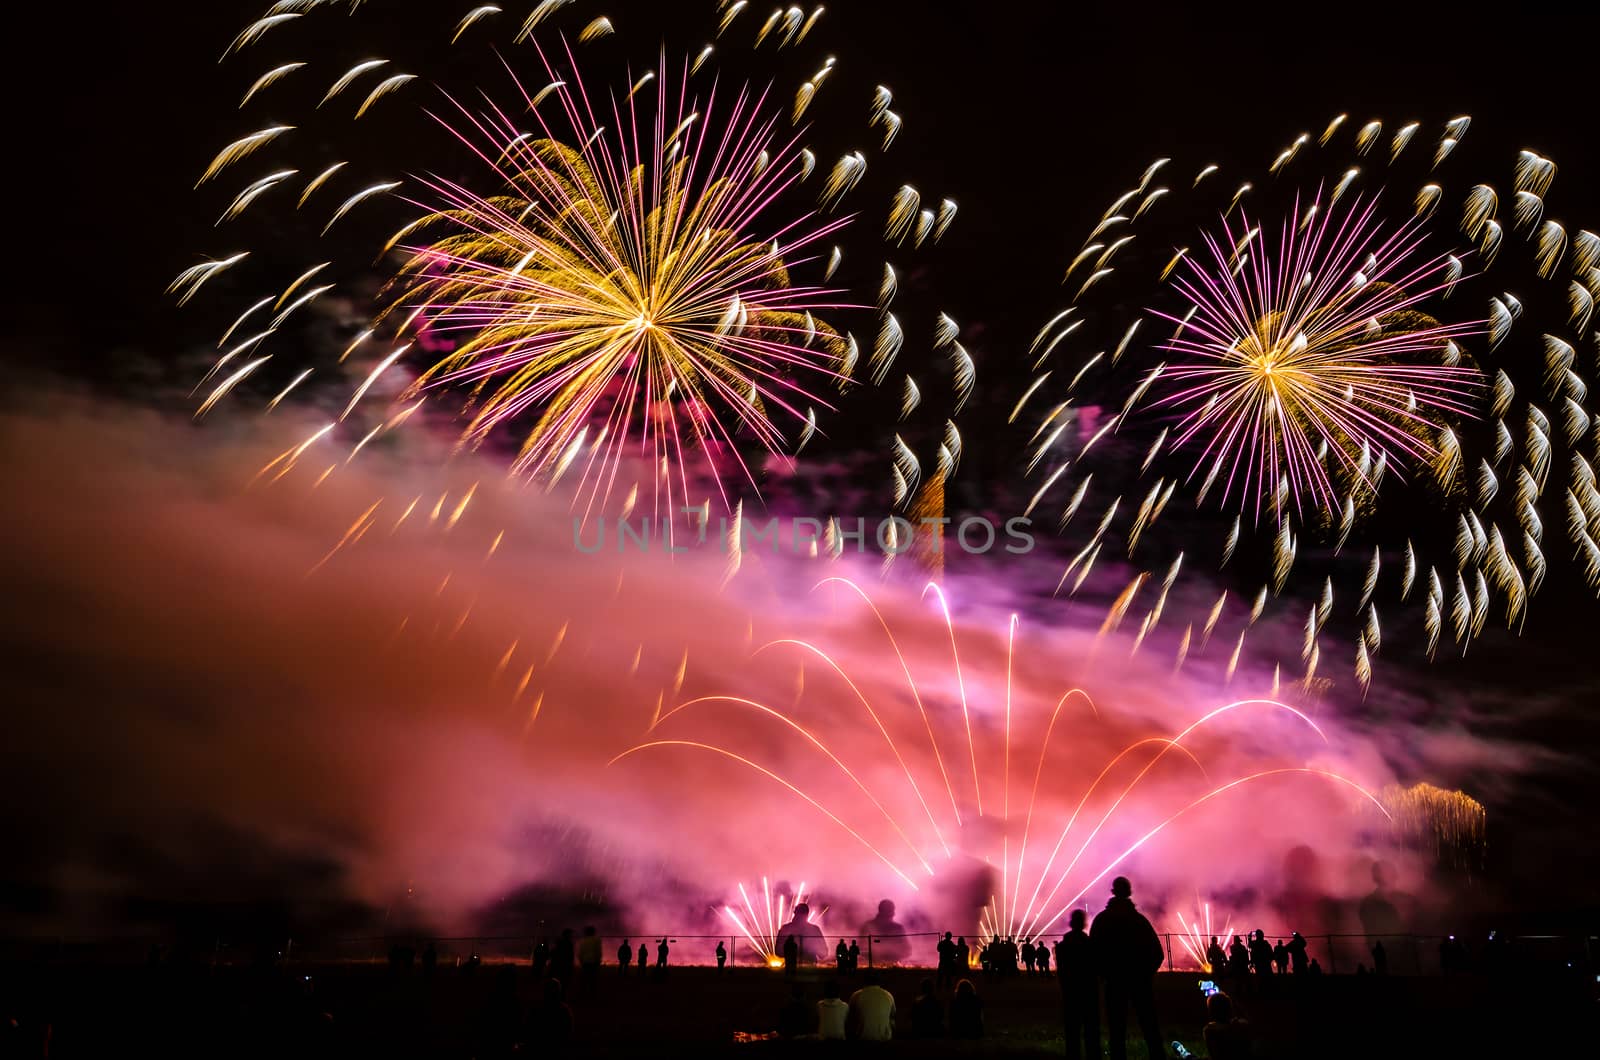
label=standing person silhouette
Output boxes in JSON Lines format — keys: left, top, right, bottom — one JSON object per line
{"left": 1206, "top": 937, "right": 1227, "bottom": 975}
{"left": 576, "top": 926, "right": 602, "bottom": 998}
{"left": 715, "top": 941, "right": 727, "bottom": 970}
{"left": 617, "top": 939, "right": 632, "bottom": 975}
{"left": 937, "top": 933, "right": 957, "bottom": 988}
{"left": 654, "top": 937, "right": 669, "bottom": 979}
{"left": 636, "top": 943, "right": 647, "bottom": 972}
{"left": 1091, "top": 877, "right": 1166, "bottom": 1060}
{"left": 1056, "top": 909, "right": 1100, "bottom": 1060}
{"left": 783, "top": 934, "right": 799, "bottom": 976}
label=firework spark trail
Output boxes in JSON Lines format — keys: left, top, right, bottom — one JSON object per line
{"left": 608, "top": 739, "right": 920, "bottom": 890}
{"left": 1032, "top": 768, "right": 1392, "bottom": 940}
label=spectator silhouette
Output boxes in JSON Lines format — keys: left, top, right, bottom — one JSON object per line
{"left": 553, "top": 930, "right": 575, "bottom": 983}
{"left": 955, "top": 936, "right": 970, "bottom": 972}
{"left": 529, "top": 977, "right": 574, "bottom": 1053}
{"left": 1206, "top": 936, "right": 1227, "bottom": 974}
{"left": 1091, "top": 876, "right": 1166, "bottom": 1060}
{"left": 1227, "top": 936, "right": 1249, "bottom": 985}
{"left": 911, "top": 978, "right": 944, "bottom": 1038}
{"left": 775, "top": 902, "right": 826, "bottom": 967}
{"left": 1272, "top": 938, "right": 1288, "bottom": 975}
{"left": 860, "top": 899, "right": 908, "bottom": 964}
{"left": 949, "top": 979, "right": 984, "bottom": 1040}
{"left": 1022, "top": 939, "right": 1037, "bottom": 973}
{"left": 817, "top": 979, "right": 849, "bottom": 1040}
{"left": 1287, "top": 932, "right": 1308, "bottom": 974}
{"left": 715, "top": 941, "right": 727, "bottom": 970}
{"left": 937, "top": 932, "right": 957, "bottom": 988}
{"left": 1037, "top": 939, "right": 1051, "bottom": 974}
{"left": 617, "top": 939, "right": 632, "bottom": 974}
{"left": 847, "top": 939, "right": 860, "bottom": 972}
{"left": 835, "top": 939, "right": 849, "bottom": 972}
{"left": 782, "top": 934, "right": 799, "bottom": 975}
{"left": 532, "top": 938, "right": 549, "bottom": 979}
{"left": 849, "top": 972, "right": 896, "bottom": 1040}
{"left": 1056, "top": 909, "right": 1100, "bottom": 1060}
{"left": 777, "top": 984, "right": 811, "bottom": 1038}
{"left": 576, "top": 926, "right": 601, "bottom": 998}
{"left": 1201, "top": 990, "right": 1251, "bottom": 1060}
{"left": 1248, "top": 931, "right": 1274, "bottom": 979}
{"left": 1307, "top": 957, "right": 1322, "bottom": 976}
{"left": 1372, "top": 939, "right": 1389, "bottom": 975}
{"left": 636, "top": 943, "right": 647, "bottom": 972}
{"left": 654, "top": 938, "right": 669, "bottom": 975}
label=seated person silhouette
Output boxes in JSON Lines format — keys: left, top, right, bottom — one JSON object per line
{"left": 775, "top": 902, "right": 827, "bottom": 966}
{"left": 860, "top": 899, "right": 909, "bottom": 965}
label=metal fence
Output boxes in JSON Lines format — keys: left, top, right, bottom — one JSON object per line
{"left": 2, "top": 931, "right": 1592, "bottom": 975}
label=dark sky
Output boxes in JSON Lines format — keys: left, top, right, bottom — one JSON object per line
{"left": 3, "top": 1, "right": 1599, "bottom": 932}
{"left": 14, "top": 0, "right": 1600, "bottom": 356}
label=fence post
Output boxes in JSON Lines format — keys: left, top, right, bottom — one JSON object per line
{"left": 1164, "top": 933, "right": 1174, "bottom": 972}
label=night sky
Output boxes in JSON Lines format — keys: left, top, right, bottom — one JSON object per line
{"left": 3, "top": 0, "right": 1599, "bottom": 936}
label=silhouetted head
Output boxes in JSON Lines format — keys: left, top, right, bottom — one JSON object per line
{"left": 1070, "top": 909, "right": 1088, "bottom": 932}
{"left": 1206, "top": 991, "right": 1234, "bottom": 1023}
{"left": 877, "top": 899, "right": 896, "bottom": 919}
{"left": 1111, "top": 876, "right": 1133, "bottom": 898}
{"left": 824, "top": 979, "right": 841, "bottom": 1000}
{"left": 1292, "top": 932, "right": 1304, "bottom": 942}
{"left": 919, "top": 977, "right": 935, "bottom": 997}
{"left": 793, "top": 903, "right": 810, "bottom": 921}
{"left": 955, "top": 978, "right": 976, "bottom": 998}
{"left": 1253, "top": 930, "right": 1264, "bottom": 941}
{"left": 944, "top": 932, "right": 952, "bottom": 941}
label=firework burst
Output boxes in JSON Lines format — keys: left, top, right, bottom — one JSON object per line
{"left": 1023, "top": 116, "right": 1600, "bottom": 693}
{"left": 1153, "top": 194, "right": 1484, "bottom": 521}
{"left": 177, "top": 1, "right": 966, "bottom": 525}
{"left": 1173, "top": 902, "right": 1234, "bottom": 972}
{"left": 386, "top": 45, "right": 851, "bottom": 513}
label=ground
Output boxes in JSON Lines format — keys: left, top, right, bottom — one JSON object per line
{"left": 0, "top": 960, "right": 1589, "bottom": 1057}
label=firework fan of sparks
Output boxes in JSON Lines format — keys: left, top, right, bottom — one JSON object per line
{"left": 175, "top": 0, "right": 966, "bottom": 521}
{"left": 721, "top": 877, "right": 827, "bottom": 966}
{"left": 1173, "top": 902, "right": 1234, "bottom": 972}
{"left": 1020, "top": 115, "right": 1600, "bottom": 696}
{"left": 613, "top": 578, "right": 1390, "bottom": 943}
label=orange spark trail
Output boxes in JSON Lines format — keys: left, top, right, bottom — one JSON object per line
{"left": 609, "top": 741, "right": 919, "bottom": 890}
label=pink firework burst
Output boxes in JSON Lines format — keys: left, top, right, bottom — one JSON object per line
{"left": 1149, "top": 193, "right": 1486, "bottom": 522}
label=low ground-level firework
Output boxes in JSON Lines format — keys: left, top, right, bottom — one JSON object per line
{"left": 616, "top": 577, "right": 1391, "bottom": 943}
{"left": 1173, "top": 902, "right": 1234, "bottom": 972}
{"left": 177, "top": 0, "right": 967, "bottom": 522}
{"left": 720, "top": 877, "right": 826, "bottom": 966}
{"left": 1021, "top": 114, "right": 1600, "bottom": 697}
